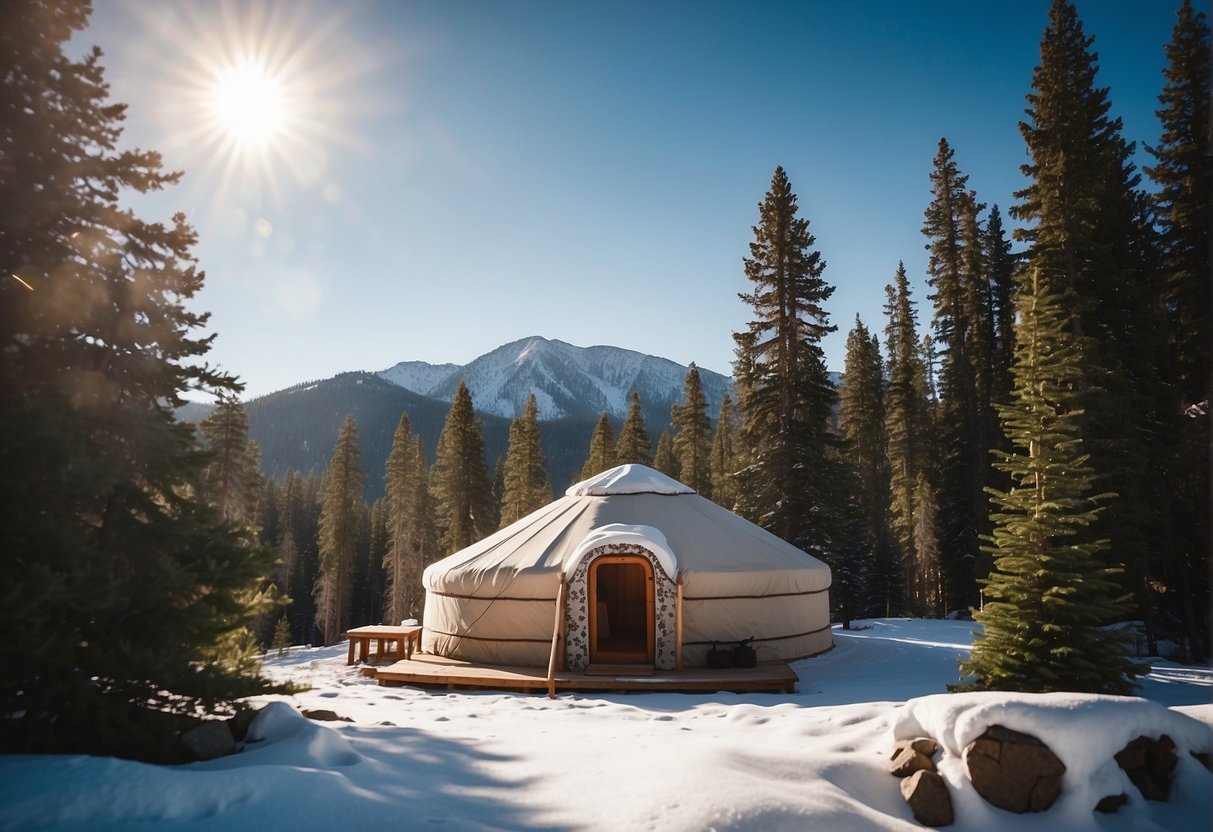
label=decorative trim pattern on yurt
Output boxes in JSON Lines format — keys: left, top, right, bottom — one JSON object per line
{"left": 564, "top": 543, "right": 678, "bottom": 671}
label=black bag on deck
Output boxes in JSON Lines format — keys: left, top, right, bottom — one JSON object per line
{"left": 706, "top": 641, "right": 734, "bottom": 669}
{"left": 733, "top": 638, "right": 757, "bottom": 668}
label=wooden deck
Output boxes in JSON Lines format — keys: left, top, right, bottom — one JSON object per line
{"left": 375, "top": 652, "right": 799, "bottom": 695}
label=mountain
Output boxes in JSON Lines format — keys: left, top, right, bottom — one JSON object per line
{"left": 180, "top": 340, "right": 848, "bottom": 501}
{"left": 241, "top": 337, "right": 737, "bottom": 497}
{"left": 378, "top": 336, "right": 732, "bottom": 423}
{"left": 240, "top": 372, "right": 599, "bottom": 500}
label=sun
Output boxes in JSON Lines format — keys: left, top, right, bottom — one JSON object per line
{"left": 209, "top": 60, "right": 288, "bottom": 151}
{"left": 136, "top": 1, "right": 383, "bottom": 209}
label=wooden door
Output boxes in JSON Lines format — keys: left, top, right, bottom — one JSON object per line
{"left": 588, "top": 556, "right": 654, "bottom": 665}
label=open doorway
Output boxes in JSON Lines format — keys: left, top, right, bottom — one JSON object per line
{"left": 589, "top": 555, "right": 654, "bottom": 665}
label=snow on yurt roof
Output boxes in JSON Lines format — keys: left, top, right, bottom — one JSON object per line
{"left": 566, "top": 464, "right": 695, "bottom": 496}
{"left": 563, "top": 524, "right": 678, "bottom": 580}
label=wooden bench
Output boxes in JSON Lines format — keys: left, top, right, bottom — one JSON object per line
{"left": 346, "top": 624, "right": 422, "bottom": 665}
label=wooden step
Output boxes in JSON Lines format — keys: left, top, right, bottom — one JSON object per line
{"left": 583, "top": 663, "right": 654, "bottom": 676}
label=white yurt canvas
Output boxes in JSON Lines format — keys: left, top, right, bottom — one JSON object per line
{"left": 421, "top": 464, "right": 832, "bottom": 670}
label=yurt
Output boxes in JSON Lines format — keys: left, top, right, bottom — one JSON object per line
{"left": 421, "top": 465, "right": 832, "bottom": 671}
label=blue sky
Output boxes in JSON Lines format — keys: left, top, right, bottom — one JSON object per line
{"left": 80, "top": 0, "right": 1180, "bottom": 400}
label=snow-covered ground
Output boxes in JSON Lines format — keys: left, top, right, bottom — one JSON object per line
{"left": 2, "top": 619, "right": 1210, "bottom": 831}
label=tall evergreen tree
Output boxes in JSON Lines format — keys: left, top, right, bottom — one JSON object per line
{"left": 922, "top": 139, "right": 993, "bottom": 610}
{"left": 1145, "top": 0, "right": 1210, "bottom": 660}
{"left": 709, "top": 393, "right": 739, "bottom": 510}
{"left": 984, "top": 205, "right": 1017, "bottom": 404}
{"left": 580, "top": 412, "right": 617, "bottom": 479}
{"left": 963, "top": 271, "right": 1138, "bottom": 694}
{"left": 732, "top": 166, "right": 839, "bottom": 554}
{"left": 839, "top": 316, "right": 897, "bottom": 617}
{"left": 614, "top": 391, "right": 653, "bottom": 466}
{"left": 199, "top": 395, "right": 254, "bottom": 525}
{"left": 500, "top": 393, "right": 553, "bottom": 527}
{"left": 241, "top": 440, "right": 266, "bottom": 532}
{"left": 1012, "top": 0, "right": 1163, "bottom": 642}
{"left": 671, "top": 363, "right": 712, "bottom": 495}
{"left": 0, "top": 0, "right": 278, "bottom": 757}
{"left": 349, "top": 497, "right": 379, "bottom": 629}
{"left": 652, "top": 431, "right": 681, "bottom": 480}
{"left": 883, "top": 263, "right": 932, "bottom": 614}
{"left": 382, "top": 415, "right": 438, "bottom": 624}
{"left": 1147, "top": 0, "right": 1211, "bottom": 413}
{"left": 431, "top": 380, "right": 495, "bottom": 553}
{"left": 314, "top": 414, "right": 366, "bottom": 645}
{"left": 910, "top": 472, "right": 944, "bottom": 616}
{"left": 279, "top": 471, "right": 322, "bottom": 645}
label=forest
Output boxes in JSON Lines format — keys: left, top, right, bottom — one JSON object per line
{"left": 0, "top": 0, "right": 1207, "bottom": 758}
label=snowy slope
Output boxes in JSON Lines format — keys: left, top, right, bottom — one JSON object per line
{"left": 377, "top": 336, "right": 733, "bottom": 421}
{"left": 377, "top": 360, "right": 460, "bottom": 397}
{"left": 2, "top": 619, "right": 1209, "bottom": 832}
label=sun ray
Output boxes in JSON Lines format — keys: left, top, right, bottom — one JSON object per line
{"left": 130, "top": 0, "right": 387, "bottom": 217}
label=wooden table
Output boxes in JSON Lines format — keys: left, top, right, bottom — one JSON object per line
{"left": 346, "top": 625, "right": 422, "bottom": 665}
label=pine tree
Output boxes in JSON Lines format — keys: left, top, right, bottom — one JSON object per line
{"left": 709, "top": 393, "right": 739, "bottom": 510}
{"left": 922, "top": 139, "right": 993, "bottom": 611}
{"left": 1148, "top": 0, "right": 1211, "bottom": 412}
{"left": 910, "top": 472, "right": 944, "bottom": 617}
{"left": 349, "top": 496, "right": 379, "bottom": 628}
{"left": 732, "top": 166, "right": 839, "bottom": 555}
{"left": 241, "top": 440, "right": 266, "bottom": 532}
{"left": 500, "top": 394, "right": 553, "bottom": 527}
{"left": 0, "top": 0, "right": 278, "bottom": 757}
{"left": 382, "top": 417, "right": 440, "bottom": 624}
{"left": 314, "top": 414, "right": 366, "bottom": 645}
{"left": 652, "top": 431, "right": 680, "bottom": 479}
{"left": 671, "top": 363, "right": 712, "bottom": 495}
{"left": 279, "top": 471, "right": 322, "bottom": 645}
{"left": 962, "top": 271, "right": 1138, "bottom": 694}
{"left": 382, "top": 415, "right": 421, "bottom": 624}
{"left": 883, "top": 263, "right": 932, "bottom": 614}
{"left": 984, "top": 205, "right": 1017, "bottom": 404}
{"left": 824, "top": 460, "right": 868, "bottom": 629}
{"left": 272, "top": 614, "right": 292, "bottom": 655}
{"left": 199, "top": 395, "right": 254, "bottom": 524}
{"left": 580, "top": 412, "right": 617, "bottom": 479}
{"left": 1012, "top": 0, "right": 1164, "bottom": 644}
{"left": 1145, "top": 0, "right": 1210, "bottom": 660}
{"left": 839, "top": 316, "right": 896, "bottom": 617}
{"left": 614, "top": 391, "right": 653, "bottom": 466}
{"left": 431, "top": 380, "right": 495, "bottom": 553}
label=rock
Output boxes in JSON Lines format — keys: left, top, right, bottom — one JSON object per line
{"left": 891, "top": 746, "right": 936, "bottom": 777}
{"left": 179, "top": 720, "right": 237, "bottom": 761}
{"left": 227, "top": 707, "right": 260, "bottom": 742}
{"left": 890, "top": 737, "right": 940, "bottom": 758}
{"left": 302, "top": 708, "right": 353, "bottom": 722}
{"left": 964, "top": 725, "right": 1065, "bottom": 813}
{"left": 1094, "top": 793, "right": 1128, "bottom": 814}
{"left": 900, "top": 769, "right": 954, "bottom": 827}
{"left": 1029, "top": 774, "right": 1062, "bottom": 811}
{"left": 1115, "top": 735, "right": 1177, "bottom": 801}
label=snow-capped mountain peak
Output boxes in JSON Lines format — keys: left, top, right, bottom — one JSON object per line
{"left": 376, "top": 336, "right": 732, "bottom": 421}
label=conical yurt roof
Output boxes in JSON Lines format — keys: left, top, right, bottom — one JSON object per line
{"left": 423, "top": 464, "right": 831, "bottom": 600}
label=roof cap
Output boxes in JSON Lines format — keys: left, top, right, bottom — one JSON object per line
{"left": 565, "top": 464, "right": 695, "bottom": 497}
